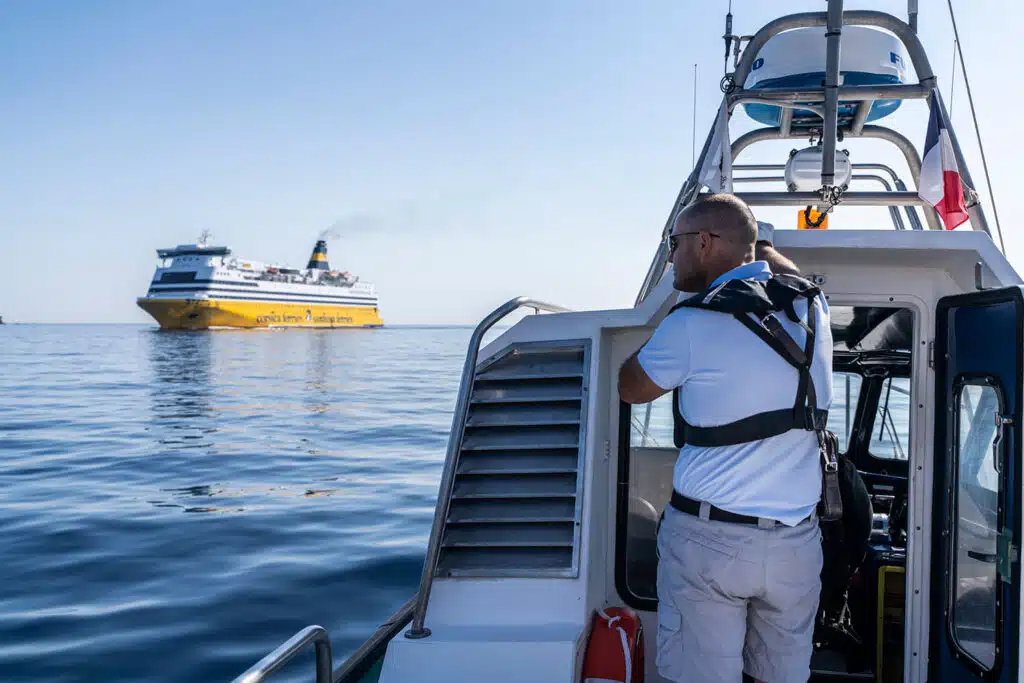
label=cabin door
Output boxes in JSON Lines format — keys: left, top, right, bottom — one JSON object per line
{"left": 930, "top": 287, "right": 1022, "bottom": 682}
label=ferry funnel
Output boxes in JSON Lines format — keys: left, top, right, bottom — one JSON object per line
{"left": 307, "top": 240, "right": 329, "bottom": 270}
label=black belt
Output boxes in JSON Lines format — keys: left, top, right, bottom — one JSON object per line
{"left": 669, "top": 490, "right": 766, "bottom": 526}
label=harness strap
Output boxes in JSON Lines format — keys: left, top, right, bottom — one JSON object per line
{"left": 680, "top": 407, "right": 825, "bottom": 447}
{"left": 731, "top": 312, "right": 803, "bottom": 369}
{"left": 674, "top": 288, "right": 826, "bottom": 447}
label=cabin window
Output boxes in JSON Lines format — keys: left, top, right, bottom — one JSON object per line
{"left": 629, "top": 392, "right": 674, "bottom": 448}
{"left": 870, "top": 377, "right": 911, "bottom": 460}
{"left": 832, "top": 371, "right": 863, "bottom": 452}
{"left": 950, "top": 379, "right": 1003, "bottom": 671}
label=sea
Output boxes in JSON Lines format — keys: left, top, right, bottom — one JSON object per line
{"left": 0, "top": 324, "right": 486, "bottom": 683}
{"left": 0, "top": 323, "right": 900, "bottom": 683}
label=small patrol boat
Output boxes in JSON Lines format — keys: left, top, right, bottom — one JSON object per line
{"left": 234, "top": 2, "right": 1020, "bottom": 682}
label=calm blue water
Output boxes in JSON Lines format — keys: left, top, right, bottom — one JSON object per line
{"left": 0, "top": 323, "right": 913, "bottom": 682}
{"left": 0, "top": 324, "right": 476, "bottom": 683}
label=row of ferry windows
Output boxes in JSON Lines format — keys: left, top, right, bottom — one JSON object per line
{"left": 629, "top": 372, "right": 911, "bottom": 461}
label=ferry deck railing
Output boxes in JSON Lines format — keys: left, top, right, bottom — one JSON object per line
{"left": 405, "top": 297, "right": 572, "bottom": 639}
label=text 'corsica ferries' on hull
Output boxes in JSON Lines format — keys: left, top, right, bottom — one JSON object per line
{"left": 136, "top": 232, "right": 383, "bottom": 330}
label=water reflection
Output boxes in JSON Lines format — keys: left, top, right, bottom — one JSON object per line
{"left": 147, "top": 331, "right": 215, "bottom": 435}
{"left": 304, "top": 331, "right": 331, "bottom": 416}
{"left": 146, "top": 331, "right": 227, "bottom": 512}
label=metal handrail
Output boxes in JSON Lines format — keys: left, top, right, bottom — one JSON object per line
{"left": 732, "top": 173, "right": 907, "bottom": 230}
{"left": 405, "top": 297, "right": 572, "bottom": 639}
{"left": 232, "top": 625, "right": 333, "bottom": 683}
{"left": 734, "top": 162, "right": 924, "bottom": 232}
{"left": 734, "top": 191, "right": 927, "bottom": 207}
{"left": 731, "top": 124, "right": 944, "bottom": 232}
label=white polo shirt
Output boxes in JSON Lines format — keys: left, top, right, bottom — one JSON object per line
{"left": 638, "top": 261, "right": 833, "bottom": 526}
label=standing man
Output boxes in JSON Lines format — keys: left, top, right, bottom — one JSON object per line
{"left": 619, "top": 194, "right": 832, "bottom": 683}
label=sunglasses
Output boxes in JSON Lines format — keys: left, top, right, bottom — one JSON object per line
{"left": 667, "top": 231, "right": 720, "bottom": 252}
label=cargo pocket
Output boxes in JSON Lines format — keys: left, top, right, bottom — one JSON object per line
{"left": 656, "top": 600, "right": 684, "bottom": 682}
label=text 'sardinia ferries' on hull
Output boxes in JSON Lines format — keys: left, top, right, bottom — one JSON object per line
{"left": 136, "top": 234, "right": 382, "bottom": 330}
{"left": 233, "top": 3, "right": 1024, "bottom": 683}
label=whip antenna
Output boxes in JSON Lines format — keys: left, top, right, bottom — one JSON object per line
{"left": 947, "top": 0, "right": 1004, "bottom": 252}
{"left": 723, "top": 0, "right": 733, "bottom": 75}
{"left": 691, "top": 63, "right": 698, "bottom": 169}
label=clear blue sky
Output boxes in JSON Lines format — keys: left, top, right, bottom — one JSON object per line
{"left": 0, "top": 0, "right": 1018, "bottom": 324}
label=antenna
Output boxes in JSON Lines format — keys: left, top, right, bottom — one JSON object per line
{"left": 722, "top": 0, "right": 734, "bottom": 74}
{"left": 947, "top": 0, "right": 1004, "bottom": 252}
{"left": 949, "top": 38, "right": 957, "bottom": 116}
{"left": 908, "top": 0, "right": 919, "bottom": 33}
{"left": 692, "top": 63, "right": 698, "bottom": 169}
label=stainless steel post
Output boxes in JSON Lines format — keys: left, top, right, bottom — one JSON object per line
{"left": 821, "top": 0, "right": 844, "bottom": 188}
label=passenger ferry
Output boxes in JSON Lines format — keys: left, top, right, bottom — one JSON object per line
{"left": 234, "top": 2, "right": 1021, "bottom": 682}
{"left": 136, "top": 232, "right": 382, "bottom": 330}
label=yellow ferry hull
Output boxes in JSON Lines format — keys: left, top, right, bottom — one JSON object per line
{"left": 137, "top": 298, "right": 383, "bottom": 330}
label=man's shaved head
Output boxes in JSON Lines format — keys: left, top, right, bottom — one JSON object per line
{"left": 668, "top": 193, "right": 758, "bottom": 291}
{"left": 672, "top": 193, "right": 758, "bottom": 251}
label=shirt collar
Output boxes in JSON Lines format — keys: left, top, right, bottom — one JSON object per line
{"left": 710, "top": 260, "right": 773, "bottom": 288}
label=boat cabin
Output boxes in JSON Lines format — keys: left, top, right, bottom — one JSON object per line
{"left": 232, "top": 3, "right": 1023, "bottom": 683}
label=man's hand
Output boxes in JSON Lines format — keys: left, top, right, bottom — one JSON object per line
{"left": 618, "top": 351, "right": 669, "bottom": 404}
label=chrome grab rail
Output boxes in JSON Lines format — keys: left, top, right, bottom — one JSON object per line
{"left": 405, "top": 297, "right": 572, "bottom": 639}
{"left": 232, "top": 625, "right": 333, "bottom": 683}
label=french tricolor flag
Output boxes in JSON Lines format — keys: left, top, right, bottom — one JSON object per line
{"left": 919, "top": 90, "right": 969, "bottom": 230}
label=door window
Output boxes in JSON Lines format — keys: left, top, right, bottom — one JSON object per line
{"left": 951, "top": 380, "right": 1004, "bottom": 670}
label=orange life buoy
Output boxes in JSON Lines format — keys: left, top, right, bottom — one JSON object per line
{"left": 581, "top": 606, "right": 645, "bottom": 683}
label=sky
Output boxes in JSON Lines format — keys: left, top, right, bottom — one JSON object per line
{"left": 0, "top": 0, "right": 1020, "bottom": 325}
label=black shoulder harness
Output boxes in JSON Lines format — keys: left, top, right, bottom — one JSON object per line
{"left": 668, "top": 273, "right": 827, "bottom": 448}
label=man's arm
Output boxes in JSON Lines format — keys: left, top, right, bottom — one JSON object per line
{"left": 618, "top": 349, "right": 671, "bottom": 404}
{"left": 754, "top": 220, "right": 801, "bottom": 276}
{"left": 756, "top": 242, "right": 801, "bottom": 276}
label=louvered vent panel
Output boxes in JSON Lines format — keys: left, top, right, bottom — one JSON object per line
{"left": 437, "top": 341, "right": 590, "bottom": 577}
